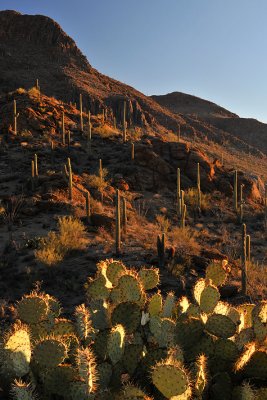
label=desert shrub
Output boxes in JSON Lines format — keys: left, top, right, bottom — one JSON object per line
{"left": 93, "top": 124, "right": 118, "bottom": 138}
{"left": 156, "top": 214, "right": 170, "bottom": 233}
{"left": 184, "top": 187, "right": 211, "bottom": 211}
{"left": 16, "top": 87, "right": 26, "bottom": 95}
{"left": 58, "top": 216, "right": 88, "bottom": 251}
{"left": 35, "top": 216, "right": 88, "bottom": 266}
{"left": 20, "top": 129, "right": 33, "bottom": 139}
{"left": 170, "top": 226, "right": 200, "bottom": 254}
{"left": 28, "top": 86, "right": 40, "bottom": 98}
{"left": 35, "top": 231, "right": 66, "bottom": 266}
{"left": 86, "top": 168, "right": 109, "bottom": 192}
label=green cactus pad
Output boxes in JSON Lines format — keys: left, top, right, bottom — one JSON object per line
{"left": 242, "top": 349, "right": 267, "bottom": 380}
{"left": 116, "top": 384, "right": 149, "bottom": 399}
{"left": 149, "top": 316, "right": 175, "bottom": 348}
{"left": 199, "top": 284, "right": 220, "bottom": 314}
{"left": 107, "top": 325, "right": 125, "bottom": 365}
{"left": 205, "top": 262, "right": 227, "bottom": 286}
{"left": 151, "top": 359, "right": 189, "bottom": 397}
{"left": 97, "top": 362, "right": 112, "bottom": 389}
{"left": 185, "top": 332, "right": 215, "bottom": 362}
{"left": 162, "top": 292, "right": 176, "bottom": 318}
{"left": 214, "top": 338, "right": 239, "bottom": 361}
{"left": 138, "top": 268, "right": 159, "bottom": 290}
{"left": 33, "top": 337, "right": 67, "bottom": 368}
{"left": 167, "top": 346, "right": 184, "bottom": 363}
{"left": 89, "top": 300, "right": 111, "bottom": 331}
{"left": 148, "top": 293, "right": 162, "bottom": 316}
{"left": 232, "top": 383, "right": 256, "bottom": 400}
{"left": 2, "top": 323, "right": 31, "bottom": 378}
{"left": 205, "top": 314, "right": 237, "bottom": 338}
{"left": 52, "top": 318, "right": 75, "bottom": 336}
{"left": 175, "top": 317, "right": 204, "bottom": 350}
{"left": 10, "top": 379, "right": 36, "bottom": 400}
{"left": 237, "top": 303, "right": 254, "bottom": 329}
{"left": 111, "top": 302, "right": 141, "bottom": 333}
{"left": 122, "top": 344, "right": 143, "bottom": 375}
{"left": 193, "top": 279, "right": 206, "bottom": 305}
{"left": 92, "top": 330, "right": 109, "bottom": 361}
{"left": 235, "top": 328, "right": 255, "bottom": 351}
{"left": 41, "top": 364, "right": 77, "bottom": 397}
{"left": 76, "top": 347, "right": 97, "bottom": 392}
{"left": 86, "top": 275, "right": 110, "bottom": 301}
{"left": 74, "top": 304, "right": 91, "bottom": 341}
{"left": 117, "top": 273, "right": 143, "bottom": 303}
{"left": 17, "top": 293, "right": 48, "bottom": 325}
{"left": 105, "top": 260, "right": 126, "bottom": 286}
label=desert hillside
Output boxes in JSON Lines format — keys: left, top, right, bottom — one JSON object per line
{"left": 0, "top": 9, "right": 266, "bottom": 400}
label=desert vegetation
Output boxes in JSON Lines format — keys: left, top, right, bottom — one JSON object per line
{"left": 0, "top": 9, "right": 266, "bottom": 400}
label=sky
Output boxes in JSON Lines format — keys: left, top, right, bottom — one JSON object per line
{"left": 1, "top": 0, "right": 267, "bottom": 122}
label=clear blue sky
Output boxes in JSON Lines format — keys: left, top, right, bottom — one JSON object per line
{"left": 1, "top": 0, "right": 267, "bottom": 122}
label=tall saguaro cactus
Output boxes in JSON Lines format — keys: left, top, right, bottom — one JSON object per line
{"left": 80, "top": 94, "right": 84, "bottom": 132}
{"left": 241, "top": 223, "right": 247, "bottom": 295}
{"left": 131, "top": 143, "right": 135, "bottom": 161}
{"left": 115, "top": 189, "right": 121, "bottom": 255}
{"left": 62, "top": 111, "right": 65, "bottom": 145}
{"left": 122, "top": 197, "right": 127, "bottom": 234}
{"left": 123, "top": 100, "right": 127, "bottom": 143}
{"left": 177, "top": 168, "right": 181, "bottom": 216}
{"left": 67, "top": 158, "right": 73, "bottom": 201}
{"left": 13, "top": 100, "right": 19, "bottom": 134}
{"left": 34, "top": 154, "right": 38, "bottom": 177}
{"left": 234, "top": 170, "right": 238, "bottom": 213}
{"left": 85, "top": 191, "right": 91, "bottom": 222}
{"left": 246, "top": 234, "right": 251, "bottom": 263}
{"left": 157, "top": 233, "right": 165, "bottom": 268}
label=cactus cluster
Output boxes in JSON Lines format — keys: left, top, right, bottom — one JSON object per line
{"left": 0, "top": 258, "right": 266, "bottom": 399}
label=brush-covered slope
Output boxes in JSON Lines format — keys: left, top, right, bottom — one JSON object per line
{"left": 0, "top": 10, "right": 182, "bottom": 132}
{"left": 152, "top": 91, "right": 267, "bottom": 155}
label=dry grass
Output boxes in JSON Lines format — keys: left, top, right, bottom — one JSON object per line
{"left": 86, "top": 168, "right": 109, "bottom": 193}
{"left": 169, "top": 226, "right": 200, "bottom": 255}
{"left": 93, "top": 124, "right": 118, "bottom": 138}
{"left": 35, "top": 216, "right": 89, "bottom": 266}
{"left": 155, "top": 214, "right": 170, "bottom": 233}
{"left": 247, "top": 262, "right": 267, "bottom": 300}
{"left": 16, "top": 88, "right": 26, "bottom": 95}
{"left": 184, "top": 188, "right": 211, "bottom": 212}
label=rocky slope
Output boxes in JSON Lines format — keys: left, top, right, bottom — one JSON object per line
{"left": 152, "top": 91, "right": 267, "bottom": 155}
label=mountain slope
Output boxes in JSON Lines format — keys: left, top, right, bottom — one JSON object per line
{"left": 151, "top": 91, "right": 267, "bottom": 155}
{"left": 0, "top": 10, "right": 182, "bottom": 132}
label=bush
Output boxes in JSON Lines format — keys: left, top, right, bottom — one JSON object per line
{"left": 35, "top": 216, "right": 88, "bottom": 266}
{"left": 156, "top": 214, "right": 170, "bottom": 233}
{"left": 170, "top": 226, "right": 200, "bottom": 255}
{"left": 86, "top": 168, "right": 109, "bottom": 193}
{"left": 184, "top": 188, "right": 211, "bottom": 212}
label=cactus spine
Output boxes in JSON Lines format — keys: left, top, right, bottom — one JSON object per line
{"left": 241, "top": 223, "right": 247, "bottom": 295}
{"left": 123, "top": 100, "right": 127, "bottom": 143}
{"left": 62, "top": 111, "right": 65, "bottom": 145}
{"left": 234, "top": 170, "right": 238, "bottom": 213}
{"left": 115, "top": 189, "right": 121, "bottom": 255}
{"left": 79, "top": 94, "right": 83, "bottom": 132}
{"left": 67, "top": 157, "right": 73, "bottom": 201}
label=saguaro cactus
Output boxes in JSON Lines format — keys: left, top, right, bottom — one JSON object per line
{"left": 241, "top": 223, "right": 247, "bottom": 295}
{"left": 246, "top": 234, "right": 251, "bottom": 263}
{"left": 67, "top": 157, "right": 73, "bottom": 201}
{"left": 80, "top": 94, "right": 84, "bottom": 132}
{"left": 234, "top": 170, "right": 238, "bottom": 213}
{"left": 131, "top": 143, "right": 135, "bottom": 161}
{"left": 13, "top": 100, "right": 19, "bottom": 134}
{"left": 181, "top": 203, "right": 187, "bottom": 229}
{"left": 31, "top": 160, "right": 35, "bottom": 190}
{"left": 62, "top": 111, "right": 65, "bottom": 145}
{"left": 34, "top": 154, "right": 38, "bottom": 177}
{"left": 114, "top": 116, "right": 117, "bottom": 130}
{"left": 157, "top": 233, "right": 165, "bottom": 268}
{"left": 123, "top": 100, "right": 127, "bottom": 143}
{"left": 115, "top": 189, "right": 121, "bottom": 255}
{"left": 122, "top": 197, "right": 127, "bottom": 234}
{"left": 85, "top": 191, "right": 91, "bottom": 222}
{"left": 177, "top": 168, "right": 181, "bottom": 216}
